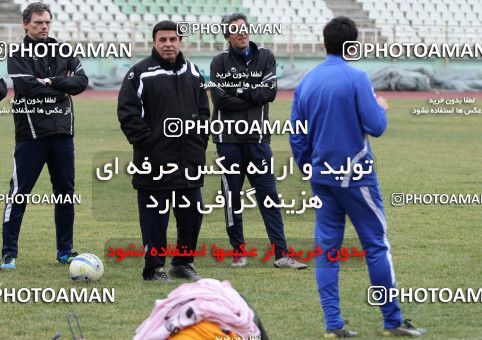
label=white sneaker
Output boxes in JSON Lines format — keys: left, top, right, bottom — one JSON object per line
{"left": 274, "top": 256, "right": 308, "bottom": 270}
{"left": 232, "top": 256, "right": 247, "bottom": 267}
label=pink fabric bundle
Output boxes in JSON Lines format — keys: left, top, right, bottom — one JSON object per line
{"left": 133, "top": 278, "right": 260, "bottom": 340}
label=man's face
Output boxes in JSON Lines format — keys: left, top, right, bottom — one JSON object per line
{"left": 153, "top": 30, "right": 181, "bottom": 63}
{"left": 24, "top": 11, "right": 51, "bottom": 41}
{"left": 227, "top": 19, "right": 249, "bottom": 50}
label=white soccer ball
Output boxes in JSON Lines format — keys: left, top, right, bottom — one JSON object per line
{"left": 69, "top": 253, "right": 104, "bottom": 282}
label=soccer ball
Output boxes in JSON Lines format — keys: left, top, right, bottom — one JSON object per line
{"left": 69, "top": 253, "right": 104, "bottom": 282}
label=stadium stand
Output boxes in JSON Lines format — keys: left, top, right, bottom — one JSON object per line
{"left": 0, "top": 0, "right": 480, "bottom": 53}
{"left": 358, "top": 0, "right": 482, "bottom": 43}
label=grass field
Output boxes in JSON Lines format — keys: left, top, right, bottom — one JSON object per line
{"left": 0, "top": 94, "right": 481, "bottom": 339}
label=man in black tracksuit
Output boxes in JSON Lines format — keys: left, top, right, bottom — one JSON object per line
{"left": 1, "top": 3, "right": 88, "bottom": 270}
{"left": 118, "top": 21, "right": 209, "bottom": 282}
{"left": 210, "top": 13, "right": 306, "bottom": 269}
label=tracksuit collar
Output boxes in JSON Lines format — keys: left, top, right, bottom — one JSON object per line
{"left": 324, "top": 54, "right": 347, "bottom": 64}
{"left": 229, "top": 41, "right": 259, "bottom": 63}
{"left": 24, "top": 35, "right": 57, "bottom": 45}
{"left": 151, "top": 48, "right": 185, "bottom": 71}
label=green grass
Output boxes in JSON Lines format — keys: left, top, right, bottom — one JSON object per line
{"left": 0, "top": 95, "right": 481, "bottom": 339}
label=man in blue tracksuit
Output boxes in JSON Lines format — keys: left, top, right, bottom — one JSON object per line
{"left": 289, "top": 17, "right": 426, "bottom": 337}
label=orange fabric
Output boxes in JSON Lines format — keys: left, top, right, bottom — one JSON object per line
{"left": 168, "top": 320, "right": 238, "bottom": 340}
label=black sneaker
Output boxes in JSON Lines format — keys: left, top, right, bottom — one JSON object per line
{"left": 383, "top": 319, "right": 427, "bottom": 337}
{"left": 57, "top": 251, "right": 79, "bottom": 264}
{"left": 145, "top": 267, "right": 172, "bottom": 283}
{"left": 324, "top": 327, "right": 358, "bottom": 338}
{"left": 168, "top": 264, "right": 201, "bottom": 281}
{"left": 0, "top": 255, "right": 16, "bottom": 269}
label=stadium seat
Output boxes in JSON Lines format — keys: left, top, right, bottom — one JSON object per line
{"left": 157, "top": 13, "right": 169, "bottom": 21}
{"left": 171, "top": 14, "right": 184, "bottom": 22}
{"left": 129, "top": 13, "right": 141, "bottom": 22}
{"left": 71, "top": 12, "right": 85, "bottom": 22}
{"left": 185, "top": 14, "right": 198, "bottom": 22}
{"left": 143, "top": 13, "right": 157, "bottom": 23}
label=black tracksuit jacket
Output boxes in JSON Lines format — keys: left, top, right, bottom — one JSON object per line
{"left": 117, "top": 50, "right": 210, "bottom": 191}
{"left": 8, "top": 36, "right": 88, "bottom": 141}
{"left": 210, "top": 41, "right": 277, "bottom": 144}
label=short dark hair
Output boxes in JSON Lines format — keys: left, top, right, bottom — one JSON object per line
{"left": 23, "top": 2, "right": 51, "bottom": 24}
{"left": 323, "top": 16, "right": 358, "bottom": 56}
{"left": 221, "top": 12, "right": 248, "bottom": 38}
{"left": 152, "top": 20, "right": 181, "bottom": 41}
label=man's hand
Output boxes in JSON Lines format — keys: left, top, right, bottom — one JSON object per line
{"left": 37, "top": 71, "right": 73, "bottom": 86}
{"left": 376, "top": 96, "right": 389, "bottom": 111}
